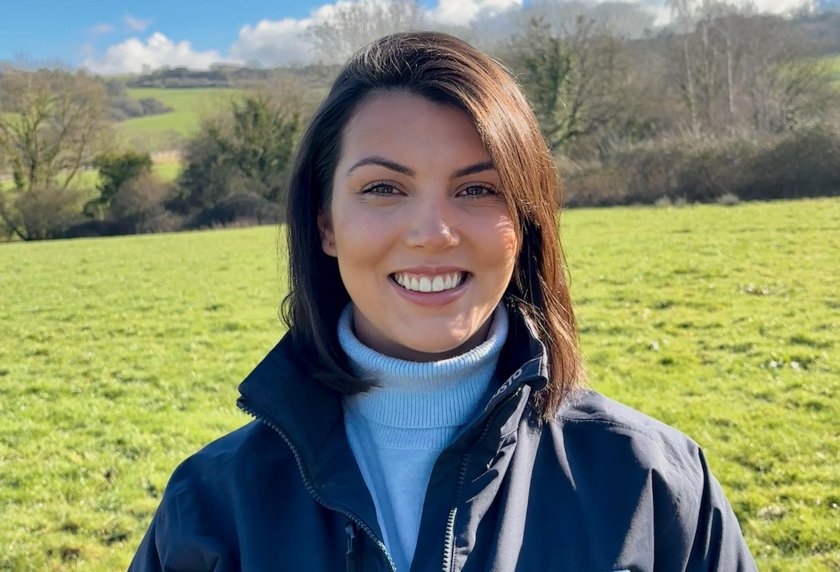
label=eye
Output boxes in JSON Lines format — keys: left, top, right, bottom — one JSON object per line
{"left": 457, "top": 184, "right": 497, "bottom": 198}
{"left": 361, "top": 181, "right": 402, "bottom": 196}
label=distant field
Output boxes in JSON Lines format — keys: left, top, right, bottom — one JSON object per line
{"left": 0, "top": 163, "right": 181, "bottom": 196}
{"left": 1, "top": 199, "right": 839, "bottom": 570}
{"left": 117, "top": 88, "right": 237, "bottom": 152}
{"left": 826, "top": 55, "right": 840, "bottom": 86}
{"left": 0, "top": 171, "right": 100, "bottom": 198}
{"left": 150, "top": 162, "right": 181, "bottom": 183}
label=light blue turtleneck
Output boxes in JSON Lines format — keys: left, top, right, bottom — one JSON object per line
{"left": 338, "top": 304, "right": 509, "bottom": 572}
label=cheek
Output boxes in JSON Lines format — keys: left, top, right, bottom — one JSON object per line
{"left": 491, "top": 216, "right": 520, "bottom": 274}
{"left": 331, "top": 205, "right": 393, "bottom": 276}
{"left": 331, "top": 199, "right": 380, "bottom": 247}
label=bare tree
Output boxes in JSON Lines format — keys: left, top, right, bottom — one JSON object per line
{"left": 735, "top": 14, "right": 834, "bottom": 132}
{"left": 663, "top": 5, "right": 835, "bottom": 134}
{"left": 666, "top": 0, "right": 701, "bottom": 134}
{"left": 308, "top": 0, "right": 424, "bottom": 64}
{"left": 0, "top": 68, "right": 110, "bottom": 239}
{"left": 0, "top": 69, "right": 109, "bottom": 192}
{"left": 523, "top": 0, "right": 656, "bottom": 40}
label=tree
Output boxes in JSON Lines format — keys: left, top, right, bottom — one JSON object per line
{"left": 666, "top": 0, "right": 701, "bottom": 134}
{"left": 0, "top": 68, "right": 109, "bottom": 193}
{"left": 663, "top": 3, "right": 836, "bottom": 134}
{"left": 0, "top": 185, "right": 83, "bottom": 240}
{"left": 0, "top": 68, "right": 110, "bottom": 239}
{"left": 308, "top": 0, "right": 423, "bottom": 63}
{"left": 214, "top": 92, "right": 300, "bottom": 202}
{"left": 522, "top": 0, "right": 656, "bottom": 40}
{"left": 735, "top": 15, "right": 835, "bottom": 132}
{"left": 108, "top": 171, "right": 174, "bottom": 233}
{"left": 85, "top": 151, "right": 153, "bottom": 218}
{"left": 509, "top": 16, "right": 622, "bottom": 152}
{"left": 175, "top": 86, "right": 309, "bottom": 222}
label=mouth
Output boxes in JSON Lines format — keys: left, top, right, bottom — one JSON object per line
{"left": 389, "top": 271, "right": 471, "bottom": 293}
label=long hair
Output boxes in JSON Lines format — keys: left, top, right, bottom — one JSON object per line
{"left": 281, "top": 31, "right": 585, "bottom": 418}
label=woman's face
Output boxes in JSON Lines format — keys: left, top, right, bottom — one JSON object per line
{"left": 319, "top": 91, "right": 518, "bottom": 361}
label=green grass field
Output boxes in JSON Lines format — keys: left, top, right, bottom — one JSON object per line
{"left": 116, "top": 88, "right": 236, "bottom": 152}
{"left": 1, "top": 199, "right": 838, "bottom": 570}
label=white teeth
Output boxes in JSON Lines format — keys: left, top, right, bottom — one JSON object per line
{"left": 393, "top": 272, "right": 465, "bottom": 293}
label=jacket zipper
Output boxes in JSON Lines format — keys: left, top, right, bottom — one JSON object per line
{"left": 441, "top": 386, "right": 524, "bottom": 572}
{"left": 346, "top": 522, "right": 359, "bottom": 572}
{"left": 238, "top": 401, "right": 398, "bottom": 572}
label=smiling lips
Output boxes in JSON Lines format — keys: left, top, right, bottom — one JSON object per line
{"left": 391, "top": 271, "right": 468, "bottom": 293}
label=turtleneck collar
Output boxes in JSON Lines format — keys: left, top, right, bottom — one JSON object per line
{"left": 337, "top": 304, "right": 509, "bottom": 435}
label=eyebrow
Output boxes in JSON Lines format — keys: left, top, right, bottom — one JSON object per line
{"left": 452, "top": 160, "right": 495, "bottom": 179}
{"left": 347, "top": 156, "right": 414, "bottom": 177}
{"left": 346, "top": 157, "right": 496, "bottom": 179}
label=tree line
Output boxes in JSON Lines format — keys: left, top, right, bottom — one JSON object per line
{"left": 502, "top": 3, "right": 840, "bottom": 206}
{"left": 1, "top": 0, "right": 839, "bottom": 240}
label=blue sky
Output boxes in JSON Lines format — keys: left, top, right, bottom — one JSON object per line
{"left": 0, "top": 0, "right": 337, "bottom": 64}
{"left": 0, "top": 0, "right": 811, "bottom": 73}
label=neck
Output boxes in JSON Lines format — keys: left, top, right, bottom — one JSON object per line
{"left": 337, "top": 303, "right": 509, "bottom": 432}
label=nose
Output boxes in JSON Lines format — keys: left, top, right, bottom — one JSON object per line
{"left": 404, "top": 195, "right": 460, "bottom": 250}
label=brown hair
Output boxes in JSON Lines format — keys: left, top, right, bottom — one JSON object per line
{"left": 281, "top": 31, "right": 585, "bottom": 418}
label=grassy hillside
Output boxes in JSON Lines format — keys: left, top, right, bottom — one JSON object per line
{"left": 1, "top": 199, "right": 838, "bottom": 570}
{"left": 116, "top": 88, "right": 236, "bottom": 152}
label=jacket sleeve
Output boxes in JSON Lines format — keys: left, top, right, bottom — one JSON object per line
{"left": 127, "top": 511, "right": 165, "bottom": 572}
{"left": 686, "top": 448, "right": 757, "bottom": 571}
{"left": 127, "top": 488, "right": 231, "bottom": 572}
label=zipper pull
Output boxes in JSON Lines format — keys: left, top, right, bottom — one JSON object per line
{"left": 345, "top": 521, "right": 358, "bottom": 572}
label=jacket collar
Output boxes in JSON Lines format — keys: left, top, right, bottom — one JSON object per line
{"left": 235, "top": 303, "right": 549, "bottom": 532}
{"left": 489, "top": 300, "right": 550, "bottom": 399}
{"left": 237, "top": 302, "right": 548, "bottom": 445}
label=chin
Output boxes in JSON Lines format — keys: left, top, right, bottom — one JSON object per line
{"left": 410, "top": 339, "right": 463, "bottom": 355}
{"left": 394, "top": 331, "right": 477, "bottom": 361}
{"left": 352, "top": 308, "right": 491, "bottom": 361}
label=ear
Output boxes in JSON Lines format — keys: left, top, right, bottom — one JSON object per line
{"left": 317, "top": 211, "right": 337, "bottom": 257}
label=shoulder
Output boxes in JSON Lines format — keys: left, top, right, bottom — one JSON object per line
{"left": 548, "top": 391, "right": 756, "bottom": 568}
{"left": 525, "top": 393, "right": 755, "bottom": 567}
{"left": 163, "top": 420, "right": 295, "bottom": 500}
{"left": 557, "top": 389, "right": 698, "bottom": 443}
{"left": 130, "top": 422, "right": 302, "bottom": 569}
{"left": 549, "top": 390, "right": 707, "bottom": 491}
{"left": 148, "top": 420, "right": 301, "bottom": 539}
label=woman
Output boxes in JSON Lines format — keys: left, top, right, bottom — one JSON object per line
{"left": 130, "top": 32, "right": 755, "bottom": 571}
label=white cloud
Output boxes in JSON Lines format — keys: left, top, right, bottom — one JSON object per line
{"left": 82, "top": 0, "right": 815, "bottom": 73}
{"left": 427, "top": 0, "right": 522, "bottom": 26}
{"left": 750, "top": 0, "right": 814, "bottom": 12}
{"left": 228, "top": 0, "right": 396, "bottom": 66}
{"left": 230, "top": 18, "right": 314, "bottom": 66}
{"left": 82, "top": 32, "right": 223, "bottom": 74}
{"left": 124, "top": 15, "right": 154, "bottom": 33}
{"left": 619, "top": 0, "right": 813, "bottom": 25}
{"left": 229, "top": 0, "right": 524, "bottom": 65}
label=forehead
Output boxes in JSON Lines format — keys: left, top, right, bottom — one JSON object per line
{"left": 338, "top": 91, "right": 489, "bottom": 165}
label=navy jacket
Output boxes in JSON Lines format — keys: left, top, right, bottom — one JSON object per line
{"left": 129, "top": 309, "right": 757, "bottom": 571}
